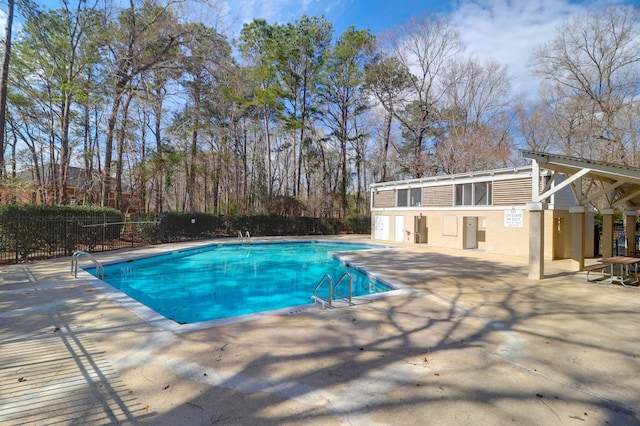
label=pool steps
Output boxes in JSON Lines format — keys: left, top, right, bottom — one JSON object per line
{"left": 311, "top": 272, "right": 354, "bottom": 309}
{"left": 71, "top": 250, "right": 104, "bottom": 280}
{"left": 237, "top": 230, "right": 252, "bottom": 245}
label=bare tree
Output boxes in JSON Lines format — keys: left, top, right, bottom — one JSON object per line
{"left": 382, "top": 14, "right": 461, "bottom": 177}
{"left": 531, "top": 5, "right": 640, "bottom": 165}
{"left": 514, "top": 101, "right": 556, "bottom": 154}
{"left": 436, "top": 57, "right": 515, "bottom": 173}
{"left": 100, "top": 0, "right": 182, "bottom": 208}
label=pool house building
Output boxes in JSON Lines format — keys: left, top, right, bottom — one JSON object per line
{"left": 370, "top": 151, "right": 640, "bottom": 279}
{"left": 370, "top": 162, "right": 590, "bottom": 258}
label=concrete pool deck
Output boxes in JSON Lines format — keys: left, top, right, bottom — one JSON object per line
{"left": 1, "top": 235, "right": 640, "bottom": 425}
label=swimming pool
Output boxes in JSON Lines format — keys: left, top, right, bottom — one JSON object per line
{"left": 91, "top": 241, "right": 393, "bottom": 324}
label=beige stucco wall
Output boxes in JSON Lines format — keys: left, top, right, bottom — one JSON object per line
{"left": 371, "top": 208, "right": 594, "bottom": 260}
{"left": 423, "top": 209, "right": 531, "bottom": 257}
{"left": 372, "top": 209, "right": 530, "bottom": 257}
{"left": 369, "top": 166, "right": 596, "bottom": 261}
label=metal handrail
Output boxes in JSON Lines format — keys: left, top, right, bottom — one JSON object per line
{"left": 238, "top": 230, "right": 252, "bottom": 245}
{"left": 81, "top": 220, "right": 160, "bottom": 228}
{"left": 71, "top": 250, "right": 104, "bottom": 280}
{"left": 413, "top": 232, "right": 422, "bottom": 247}
{"left": 312, "top": 274, "right": 333, "bottom": 309}
{"left": 333, "top": 272, "right": 353, "bottom": 306}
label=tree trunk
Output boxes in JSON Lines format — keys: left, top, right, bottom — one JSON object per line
{"left": 381, "top": 111, "right": 392, "bottom": 182}
{"left": 0, "top": 0, "right": 14, "bottom": 179}
{"left": 60, "top": 91, "right": 73, "bottom": 205}
{"left": 187, "top": 126, "right": 199, "bottom": 212}
{"left": 115, "top": 92, "right": 133, "bottom": 210}
{"left": 242, "top": 120, "right": 248, "bottom": 212}
{"left": 138, "top": 108, "right": 147, "bottom": 213}
{"left": 263, "top": 105, "right": 272, "bottom": 198}
{"left": 340, "top": 106, "right": 349, "bottom": 218}
{"left": 154, "top": 97, "right": 163, "bottom": 213}
{"left": 103, "top": 85, "right": 124, "bottom": 206}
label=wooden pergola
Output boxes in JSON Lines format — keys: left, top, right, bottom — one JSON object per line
{"left": 522, "top": 150, "right": 640, "bottom": 279}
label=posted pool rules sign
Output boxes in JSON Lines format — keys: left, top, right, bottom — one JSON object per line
{"left": 504, "top": 209, "right": 523, "bottom": 228}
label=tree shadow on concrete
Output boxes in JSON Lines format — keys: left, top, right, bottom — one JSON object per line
{"left": 139, "top": 249, "right": 640, "bottom": 424}
{"left": 0, "top": 302, "right": 153, "bottom": 425}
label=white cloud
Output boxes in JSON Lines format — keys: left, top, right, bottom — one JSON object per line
{"left": 219, "top": 0, "right": 629, "bottom": 99}
{"left": 451, "top": 0, "right": 624, "bottom": 99}
{"left": 0, "top": 9, "right": 6, "bottom": 39}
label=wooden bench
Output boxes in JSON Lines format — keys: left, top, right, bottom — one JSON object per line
{"left": 581, "top": 262, "right": 612, "bottom": 282}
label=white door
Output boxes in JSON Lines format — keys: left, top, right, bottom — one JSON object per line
{"left": 464, "top": 217, "right": 478, "bottom": 249}
{"left": 374, "top": 215, "right": 390, "bottom": 240}
{"left": 395, "top": 216, "right": 405, "bottom": 243}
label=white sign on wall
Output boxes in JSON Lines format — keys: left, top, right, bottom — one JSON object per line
{"left": 504, "top": 209, "right": 523, "bottom": 228}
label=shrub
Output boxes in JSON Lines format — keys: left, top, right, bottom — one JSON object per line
{"left": 0, "top": 206, "right": 371, "bottom": 264}
{"left": 145, "top": 212, "right": 371, "bottom": 243}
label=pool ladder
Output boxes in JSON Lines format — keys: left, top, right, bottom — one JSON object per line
{"left": 311, "top": 272, "right": 353, "bottom": 309}
{"left": 238, "top": 230, "right": 251, "bottom": 245}
{"left": 71, "top": 250, "right": 104, "bottom": 279}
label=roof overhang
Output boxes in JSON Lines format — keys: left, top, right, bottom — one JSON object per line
{"left": 369, "top": 165, "right": 539, "bottom": 190}
{"left": 522, "top": 150, "right": 640, "bottom": 210}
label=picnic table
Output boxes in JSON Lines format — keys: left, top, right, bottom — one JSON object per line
{"left": 600, "top": 256, "right": 640, "bottom": 287}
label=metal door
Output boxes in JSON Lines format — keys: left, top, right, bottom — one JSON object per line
{"left": 464, "top": 217, "right": 478, "bottom": 249}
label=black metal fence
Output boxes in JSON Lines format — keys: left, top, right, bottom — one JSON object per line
{"left": 0, "top": 213, "right": 155, "bottom": 265}
{"left": 0, "top": 212, "right": 371, "bottom": 265}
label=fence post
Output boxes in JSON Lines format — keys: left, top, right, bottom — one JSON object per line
{"left": 14, "top": 211, "right": 19, "bottom": 263}
{"left": 64, "top": 213, "right": 68, "bottom": 256}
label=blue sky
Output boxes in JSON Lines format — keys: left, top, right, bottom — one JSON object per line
{"left": 220, "top": 0, "right": 453, "bottom": 36}
{"left": 24, "top": 0, "right": 640, "bottom": 98}
{"left": 221, "top": 0, "right": 638, "bottom": 97}
{"left": 221, "top": 0, "right": 633, "bottom": 35}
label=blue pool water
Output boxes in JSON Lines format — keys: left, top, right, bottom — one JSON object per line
{"left": 91, "top": 241, "right": 392, "bottom": 324}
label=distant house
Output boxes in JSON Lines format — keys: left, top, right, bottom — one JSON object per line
{"left": 369, "top": 164, "right": 594, "bottom": 260}
{"left": 13, "top": 164, "right": 130, "bottom": 209}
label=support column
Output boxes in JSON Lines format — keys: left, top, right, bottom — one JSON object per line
{"left": 570, "top": 206, "right": 586, "bottom": 271}
{"left": 601, "top": 209, "right": 614, "bottom": 259}
{"left": 625, "top": 210, "right": 637, "bottom": 256}
{"left": 527, "top": 202, "right": 547, "bottom": 280}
